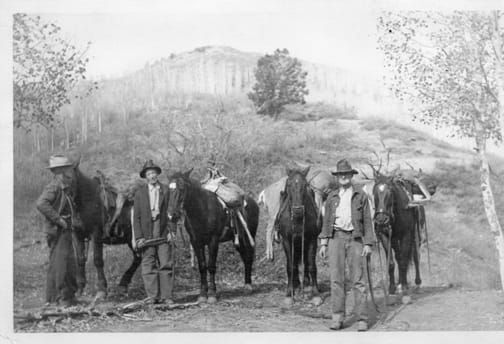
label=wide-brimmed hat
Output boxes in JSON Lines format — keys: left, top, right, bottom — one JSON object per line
{"left": 46, "top": 155, "right": 74, "bottom": 170}
{"left": 140, "top": 160, "right": 162, "bottom": 178}
{"left": 331, "top": 159, "right": 358, "bottom": 175}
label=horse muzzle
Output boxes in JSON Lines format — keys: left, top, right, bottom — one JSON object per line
{"left": 167, "top": 211, "right": 180, "bottom": 222}
{"left": 291, "top": 206, "right": 305, "bottom": 220}
{"left": 374, "top": 212, "right": 391, "bottom": 226}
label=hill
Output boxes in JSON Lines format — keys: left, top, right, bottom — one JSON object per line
{"left": 97, "top": 45, "right": 389, "bottom": 114}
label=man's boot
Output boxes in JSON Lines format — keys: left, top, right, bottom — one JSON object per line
{"left": 357, "top": 320, "right": 368, "bottom": 332}
{"left": 330, "top": 313, "right": 344, "bottom": 330}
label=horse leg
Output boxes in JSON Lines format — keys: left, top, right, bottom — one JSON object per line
{"left": 292, "top": 238, "right": 301, "bottom": 293}
{"left": 92, "top": 231, "right": 108, "bottom": 299}
{"left": 302, "top": 239, "right": 312, "bottom": 293}
{"left": 412, "top": 237, "right": 421, "bottom": 288}
{"left": 207, "top": 238, "right": 219, "bottom": 304}
{"left": 397, "top": 236, "right": 411, "bottom": 294}
{"left": 281, "top": 237, "right": 294, "bottom": 306}
{"left": 307, "top": 238, "right": 322, "bottom": 306}
{"left": 118, "top": 243, "right": 142, "bottom": 294}
{"left": 237, "top": 241, "right": 254, "bottom": 292}
{"left": 74, "top": 232, "right": 87, "bottom": 296}
{"left": 194, "top": 243, "right": 208, "bottom": 303}
{"left": 413, "top": 224, "right": 422, "bottom": 288}
{"left": 381, "top": 233, "right": 396, "bottom": 295}
{"left": 265, "top": 217, "right": 275, "bottom": 261}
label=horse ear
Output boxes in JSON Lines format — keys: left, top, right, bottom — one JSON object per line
{"left": 286, "top": 167, "right": 293, "bottom": 177}
{"left": 184, "top": 167, "right": 194, "bottom": 178}
{"left": 419, "top": 168, "right": 423, "bottom": 174}
{"left": 67, "top": 149, "right": 81, "bottom": 169}
{"left": 302, "top": 165, "right": 311, "bottom": 178}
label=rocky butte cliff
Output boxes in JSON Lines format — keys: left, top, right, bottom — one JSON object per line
{"left": 108, "top": 45, "right": 396, "bottom": 114}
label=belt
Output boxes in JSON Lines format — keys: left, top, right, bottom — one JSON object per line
{"left": 151, "top": 214, "right": 160, "bottom": 221}
{"left": 333, "top": 227, "right": 353, "bottom": 234}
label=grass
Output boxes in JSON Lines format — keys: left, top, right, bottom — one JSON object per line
{"left": 280, "top": 102, "right": 357, "bottom": 122}
{"left": 13, "top": 96, "right": 504, "bottom": 316}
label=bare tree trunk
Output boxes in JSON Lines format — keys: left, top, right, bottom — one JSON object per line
{"left": 98, "top": 110, "right": 102, "bottom": 133}
{"left": 492, "top": 11, "right": 504, "bottom": 142}
{"left": 50, "top": 127, "right": 54, "bottom": 152}
{"left": 476, "top": 134, "right": 504, "bottom": 290}
{"left": 122, "top": 106, "right": 127, "bottom": 123}
{"left": 64, "top": 116, "right": 70, "bottom": 149}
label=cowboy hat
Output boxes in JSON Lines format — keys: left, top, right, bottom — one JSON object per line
{"left": 46, "top": 155, "right": 74, "bottom": 170}
{"left": 139, "top": 159, "right": 162, "bottom": 178}
{"left": 331, "top": 159, "right": 358, "bottom": 175}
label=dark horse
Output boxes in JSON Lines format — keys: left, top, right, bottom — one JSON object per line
{"left": 372, "top": 174, "right": 420, "bottom": 295}
{"left": 166, "top": 169, "right": 259, "bottom": 303}
{"left": 72, "top": 163, "right": 141, "bottom": 298}
{"left": 277, "top": 167, "right": 321, "bottom": 306}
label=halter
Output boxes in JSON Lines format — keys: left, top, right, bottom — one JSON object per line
{"left": 168, "top": 178, "right": 188, "bottom": 220}
{"left": 373, "top": 182, "right": 395, "bottom": 230}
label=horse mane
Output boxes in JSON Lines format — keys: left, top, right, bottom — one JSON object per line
{"left": 75, "top": 168, "right": 101, "bottom": 205}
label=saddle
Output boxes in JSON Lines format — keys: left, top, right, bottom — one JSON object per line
{"left": 96, "top": 170, "right": 135, "bottom": 239}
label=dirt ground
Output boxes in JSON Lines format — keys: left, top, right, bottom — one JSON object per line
{"left": 13, "top": 239, "right": 504, "bottom": 333}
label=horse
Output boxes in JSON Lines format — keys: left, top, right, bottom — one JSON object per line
{"left": 166, "top": 169, "right": 259, "bottom": 304}
{"left": 258, "top": 169, "right": 335, "bottom": 261}
{"left": 277, "top": 166, "right": 321, "bottom": 306}
{"left": 372, "top": 173, "right": 419, "bottom": 295}
{"left": 72, "top": 162, "right": 141, "bottom": 299}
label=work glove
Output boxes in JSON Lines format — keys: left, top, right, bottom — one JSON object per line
{"left": 57, "top": 217, "right": 68, "bottom": 230}
{"left": 319, "top": 244, "right": 328, "bottom": 259}
{"left": 166, "top": 232, "right": 175, "bottom": 243}
{"left": 136, "top": 238, "right": 146, "bottom": 249}
{"left": 361, "top": 244, "right": 372, "bottom": 257}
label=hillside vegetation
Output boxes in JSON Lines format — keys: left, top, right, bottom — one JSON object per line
{"left": 14, "top": 97, "right": 504, "bottom": 318}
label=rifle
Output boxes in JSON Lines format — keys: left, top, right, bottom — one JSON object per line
{"left": 137, "top": 237, "right": 169, "bottom": 249}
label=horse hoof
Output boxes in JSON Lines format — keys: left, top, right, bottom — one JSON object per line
{"left": 95, "top": 291, "right": 107, "bottom": 300}
{"left": 208, "top": 296, "right": 217, "bottom": 304}
{"left": 283, "top": 297, "right": 294, "bottom": 307}
{"left": 117, "top": 285, "right": 128, "bottom": 295}
{"left": 197, "top": 296, "right": 208, "bottom": 304}
{"left": 244, "top": 284, "right": 253, "bottom": 293}
{"left": 401, "top": 295, "right": 412, "bottom": 305}
{"left": 311, "top": 296, "right": 323, "bottom": 307}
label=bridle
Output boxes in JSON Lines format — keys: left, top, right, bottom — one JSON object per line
{"left": 167, "top": 177, "right": 188, "bottom": 221}
{"left": 373, "top": 181, "right": 395, "bottom": 229}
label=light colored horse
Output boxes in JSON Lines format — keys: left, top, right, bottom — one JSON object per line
{"left": 258, "top": 169, "right": 336, "bottom": 260}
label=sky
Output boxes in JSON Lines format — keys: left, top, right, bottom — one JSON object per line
{"left": 38, "top": 9, "right": 383, "bottom": 79}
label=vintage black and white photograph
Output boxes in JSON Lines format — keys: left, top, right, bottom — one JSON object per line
{"left": 3, "top": 0, "right": 504, "bottom": 337}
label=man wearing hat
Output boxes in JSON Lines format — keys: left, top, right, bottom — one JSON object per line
{"left": 318, "top": 159, "right": 375, "bottom": 331}
{"left": 133, "top": 160, "right": 175, "bottom": 304}
{"left": 36, "top": 155, "right": 80, "bottom": 307}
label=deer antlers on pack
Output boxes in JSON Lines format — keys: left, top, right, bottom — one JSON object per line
{"left": 362, "top": 139, "right": 394, "bottom": 179}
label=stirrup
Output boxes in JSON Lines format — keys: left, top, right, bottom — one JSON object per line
{"left": 234, "top": 233, "right": 239, "bottom": 246}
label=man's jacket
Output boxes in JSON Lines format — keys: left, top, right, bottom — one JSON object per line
{"left": 319, "top": 185, "right": 375, "bottom": 246}
{"left": 133, "top": 183, "right": 169, "bottom": 240}
{"left": 36, "top": 179, "right": 74, "bottom": 235}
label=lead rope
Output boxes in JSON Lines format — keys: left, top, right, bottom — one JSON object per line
{"left": 301, "top": 206, "right": 305, "bottom": 297}
{"left": 64, "top": 192, "right": 82, "bottom": 267}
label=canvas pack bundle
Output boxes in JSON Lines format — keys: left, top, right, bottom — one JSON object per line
{"left": 202, "top": 176, "right": 245, "bottom": 207}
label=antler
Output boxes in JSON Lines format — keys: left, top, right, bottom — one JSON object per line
{"left": 371, "top": 150, "right": 382, "bottom": 174}
{"left": 380, "top": 139, "right": 392, "bottom": 173}
{"left": 359, "top": 168, "right": 373, "bottom": 180}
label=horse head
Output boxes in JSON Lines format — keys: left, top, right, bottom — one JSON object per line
{"left": 373, "top": 174, "right": 395, "bottom": 228}
{"left": 167, "top": 168, "right": 193, "bottom": 222}
{"left": 285, "top": 165, "right": 310, "bottom": 221}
